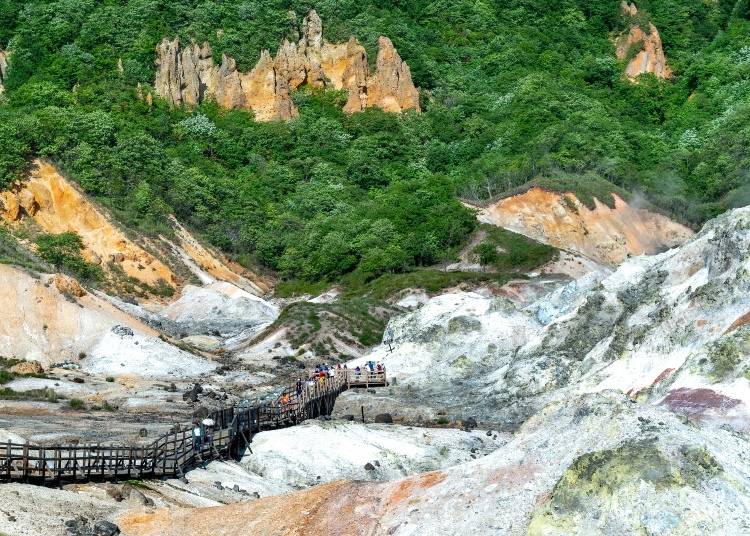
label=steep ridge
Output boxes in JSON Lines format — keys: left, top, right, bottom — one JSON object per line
{"left": 0, "top": 161, "right": 177, "bottom": 290}
{"left": 0, "top": 160, "right": 272, "bottom": 297}
{"left": 616, "top": 2, "right": 672, "bottom": 79}
{"left": 164, "top": 216, "right": 269, "bottom": 296}
{"left": 476, "top": 187, "right": 692, "bottom": 266}
{"left": 154, "top": 10, "right": 420, "bottom": 121}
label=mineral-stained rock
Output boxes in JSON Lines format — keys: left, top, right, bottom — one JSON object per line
{"left": 153, "top": 10, "right": 419, "bottom": 120}
{"left": 616, "top": 2, "right": 671, "bottom": 80}
{"left": 0, "top": 191, "right": 20, "bottom": 221}
{"left": 361, "top": 37, "right": 421, "bottom": 113}
{"left": 9, "top": 360, "right": 44, "bottom": 375}
{"left": 54, "top": 274, "right": 87, "bottom": 298}
{"left": 0, "top": 49, "right": 8, "bottom": 94}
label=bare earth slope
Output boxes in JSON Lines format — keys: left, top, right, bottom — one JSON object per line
{"left": 476, "top": 187, "right": 692, "bottom": 266}
{"left": 0, "top": 160, "right": 177, "bottom": 289}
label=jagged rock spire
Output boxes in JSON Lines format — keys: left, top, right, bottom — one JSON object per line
{"left": 615, "top": 2, "right": 672, "bottom": 80}
{"left": 153, "top": 10, "right": 420, "bottom": 121}
{"left": 0, "top": 50, "right": 9, "bottom": 94}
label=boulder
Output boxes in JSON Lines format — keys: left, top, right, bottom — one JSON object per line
{"left": 54, "top": 274, "right": 87, "bottom": 298}
{"left": 9, "top": 361, "right": 44, "bottom": 375}
{"left": 0, "top": 191, "right": 20, "bottom": 221}
{"left": 93, "top": 520, "right": 120, "bottom": 536}
{"left": 374, "top": 413, "right": 393, "bottom": 424}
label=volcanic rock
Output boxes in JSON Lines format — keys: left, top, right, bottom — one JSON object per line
{"left": 616, "top": 2, "right": 672, "bottom": 79}
{"left": 154, "top": 10, "right": 419, "bottom": 120}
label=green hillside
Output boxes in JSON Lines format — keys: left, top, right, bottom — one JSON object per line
{"left": 0, "top": 0, "right": 748, "bottom": 284}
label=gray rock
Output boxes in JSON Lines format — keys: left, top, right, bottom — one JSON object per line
{"left": 111, "top": 325, "right": 134, "bottom": 337}
{"left": 93, "top": 520, "right": 120, "bottom": 536}
{"left": 364, "top": 462, "right": 376, "bottom": 471}
{"left": 374, "top": 413, "right": 393, "bottom": 424}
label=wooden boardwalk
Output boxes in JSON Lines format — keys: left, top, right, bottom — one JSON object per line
{"left": 0, "top": 369, "right": 386, "bottom": 485}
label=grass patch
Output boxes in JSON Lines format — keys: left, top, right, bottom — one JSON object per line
{"left": 68, "top": 398, "right": 85, "bottom": 410}
{"left": 340, "top": 269, "right": 517, "bottom": 301}
{"left": 255, "top": 297, "right": 399, "bottom": 360}
{"left": 0, "top": 228, "right": 49, "bottom": 272}
{"left": 473, "top": 225, "right": 557, "bottom": 272}
{"left": 274, "top": 279, "right": 332, "bottom": 298}
{"left": 0, "top": 387, "right": 59, "bottom": 402}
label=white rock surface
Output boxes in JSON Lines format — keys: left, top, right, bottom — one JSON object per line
{"left": 242, "top": 420, "right": 501, "bottom": 489}
{"left": 161, "top": 282, "right": 279, "bottom": 339}
{"left": 82, "top": 326, "right": 217, "bottom": 379}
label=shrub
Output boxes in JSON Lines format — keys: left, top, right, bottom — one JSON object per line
{"left": 35, "top": 232, "right": 102, "bottom": 283}
{"left": 68, "top": 398, "right": 86, "bottom": 410}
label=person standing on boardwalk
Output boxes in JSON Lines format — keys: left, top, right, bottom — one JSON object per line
{"left": 202, "top": 418, "right": 215, "bottom": 447}
{"left": 192, "top": 421, "right": 203, "bottom": 454}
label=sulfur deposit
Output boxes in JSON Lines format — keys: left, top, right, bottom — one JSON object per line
{"left": 477, "top": 187, "right": 692, "bottom": 266}
{"left": 616, "top": 2, "right": 672, "bottom": 79}
{"left": 154, "top": 10, "right": 420, "bottom": 121}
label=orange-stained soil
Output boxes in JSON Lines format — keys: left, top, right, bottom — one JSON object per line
{"left": 724, "top": 311, "right": 750, "bottom": 334}
{"left": 1, "top": 161, "right": 176, "bottom": 289}
{"left": 119, "top": 480, "right": 388, "bottom": 536}
{"left": 478, "top": 188, "right": 692, "bottom": 266}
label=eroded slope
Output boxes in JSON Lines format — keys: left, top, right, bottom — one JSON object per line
{"left": 477, "top": 187, "right": 692, "bottom": 266}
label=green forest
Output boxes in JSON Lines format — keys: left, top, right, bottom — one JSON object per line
{"left": 0, "top": 0, "right": 749, "bottom": 285}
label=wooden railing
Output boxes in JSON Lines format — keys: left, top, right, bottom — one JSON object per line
{"left": 0, "top": 369, "right": 386, "bottom": 485}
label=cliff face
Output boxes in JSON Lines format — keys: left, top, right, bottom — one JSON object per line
{"left": 616, "top": 2, "right": 671, "bottom": 79}
{"left": 0, "top": 160, "right": 178, "bottom": 289}
{"left": 0, "top": 50, "right": 8, "bottom": 94}
{"left": 154, "top": 10, "right": 420, "bottom": 121}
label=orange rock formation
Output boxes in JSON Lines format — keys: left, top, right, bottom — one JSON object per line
{"left": 0, "top": 50, "right": 8, "bottom": 94}
{"left": 0, "top": 160, "right": 177, "bottom": 289}
{"left": 616, "top": 2, "right": 671, "bottom": 79}
{"left": 154, "top": 10, "right": 419, "bottom": 121}
{"left": 477, "top": 188, "right": 692, "bottom": 266}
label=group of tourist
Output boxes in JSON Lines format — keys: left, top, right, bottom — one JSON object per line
{"left": 190, "top": 361, "right": 388, "bottom": 453}
{"left": 191, "top": 417, "right": 215, "bottom": 454}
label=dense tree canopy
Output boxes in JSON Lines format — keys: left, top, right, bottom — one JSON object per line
{"left": 0, "top": 0, "right": 748, "bottom": 282}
